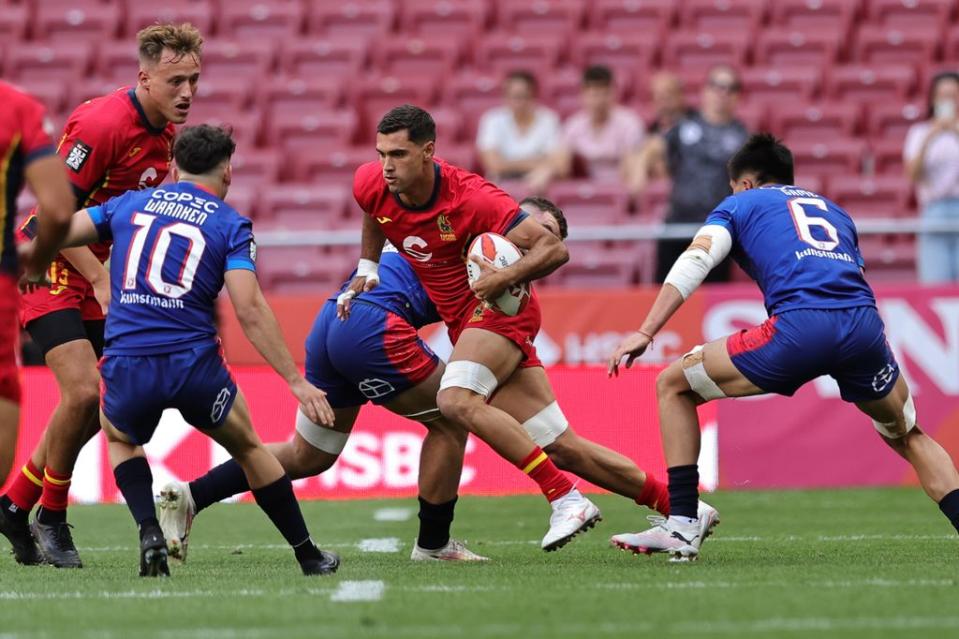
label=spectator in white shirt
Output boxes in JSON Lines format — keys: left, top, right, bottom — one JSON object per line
{"left": 477, "top": 70, "right": 561, "bottom": 191}
{"left": 905, "top": 71, "right": 959, "bottom": 283}
{"left": 556, "top": 65, "right": 645, "bottom": 184}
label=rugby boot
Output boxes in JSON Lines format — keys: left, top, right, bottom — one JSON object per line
{"left": 298, "top": 545, "right": 340, "bottom": 576}
{"left": 139, "top": 525, "right": 170, "bottom": 577}
{"left": 541, "top": 488, "right": 602, "bottom": 551}
{"left": 0, "top": 507, "right": 42, "bottom": 565}
{"left": 158, "top": 481, "right": 195, "bottom": 561}
{"left": 31, "top": 517, "right": 82, "bottom": 568}
{"left": 410, "top": 538, "right": 489, "bottom": 562}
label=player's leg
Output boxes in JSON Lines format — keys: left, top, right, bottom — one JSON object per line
{"left": 0, "top": 281, "right": 20, "bottom": 487}
{"left": 0, "top": 399, "right": 16, "bottom": 491}
{"left": 437, "top": 327, "right": 599, "bottom": 551}
{"left": 199, "top": 391, "right": 338, "bottom": 575}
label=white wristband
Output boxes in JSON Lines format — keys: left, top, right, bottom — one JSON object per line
{"left": 357, "top": 259, "right": 379, "bottom": 281}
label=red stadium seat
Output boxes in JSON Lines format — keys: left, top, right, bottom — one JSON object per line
{"left": 435, "top": 145, "right": 477, "bottom": 173}
{"left": 15, "top": 79, "right": 69, "bottom": 116}
{"left": 769, "top": 103, "right": 861, "bottom": 145}
{"left": 678, "top": 0, "right": 767, "bottom": 34}
{"left": 305, "top": 1, "right": 395, "bottom": 38}
{"left": 735, "top": 101, "right": 768, "bottom": 132}
{"left": 292, "top": 147, "right": 373, "bottom": 185}
{"left": 740, "top": 66, "right": 821, "bottom": 104}
{"left": 192, "top": 111, "right": 261, "bottom": 150}
{"left": 371, "top": 37, "right": 464, "bottom": 77}
{"left": 95, "top": 42, "right": 145, "bottom": 86}
{"left": 769, "top": 0, "right": 857, "bottom": 39}
{"left": 353, "top": 75, "right": 439, "bottom": 140}
{"left": 560, "top": 253, "right": 637, "bottom": 289}
{"left": 218, "top": 0, "right": 304, "bottom": 41}
{"left": 278, "top": 38, "right": 368, "bottom": 78}
{"left": 34, "top": 3, "right": 121, "bottom": 42}
{"left": 587, "top": 0, "right": 674, "bottom": 38}
{"left": 5, "top": 43, "right": 93, "bottom": 84}
{"left": 496, "top": 1, "right": 586, "bottom": 38}
{"left": 201, "top": 41, "right": 275, "bottom": 81}
{"left": 259, "top": 78, "right": 343, "bottom": 123}
{"left": 443, "top": 72, "right": 502, "bottom": 120}
{"left": 826, "top": 65, "right": 916, "bottom": 104}
{"left": 828, "top": 175, "right": 912, "bottom": 219}
{"left": 67, "top": 82, "right": 129, "bottom": 114}
{"left": 229, "top": 150, "right": 283, "bottom": 188}
{"left": 635, "top": 179, "right": 670, "bottom": 222}
{"left": 224, "top": 185, "right": 259, "bottom": 220}
{"left": 867, "top": 0, "right": 954, "bottom": 30}
{"left": 753, "top": 29, "right": 843, "bottom": 68}
{"left": 869, "top": 138, "right": 909, "bottom": 176}
{"left": 867, "top": 101, "right": 925, "bottom": 145}
{"left": 428, "top": 106, "right": 467, "bottom": 143}
{"left": 265, "top": 110, "right": 359, "bottom": 155}
{"left": 258, "top": 184, "right": 350, "bottom": 223}
{"left": 569, "top": 33, "right": 657, "bottom": 80}
{"left": 193, "top": 78, "right": 251, "bottom": 113}
{"left": 854, "top": 25, "right": 941, "bottom": 66}
{"left": 474, "top": 33, "right": 564, "bottom": 76}
{"left": 793, "top": 174, "right": 826, "bottom": 194}
{"left": 0, "top": 4, "right": 27, "bottom": 41}
{"left": 790, "top": 139, "right": 866, "bottom": 178}
{"left": 541, "top": 66, "right": 631, "bottom": 118}
{"left": 255, "top": 246, "right": 347, "bottom": 293}
{"left": 400, "top": 0, "right": 489, "bottom": 38}
{"left": 125, "top": 3, "right": 215, "bottom": 38}
{"left": 661, "top": 31, "right": 750, "bottom": 70}
{"left": 548, "top": 181, "right": 631, "bottom": 225}
{"left": 945, "top": 25, "right": 959, "bottom": 60}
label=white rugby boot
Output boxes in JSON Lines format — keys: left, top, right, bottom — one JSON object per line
{"left": 158, "top": 481, "right": 196, "bottom": 562}
{"left": 410, "top": 538, "right": 489, "bottom": 562}
{"left": 611, "top": 500, "right": 720, "bottom": 562}
{"left": 541, "top": 488, "right": 602, "bottom": 551}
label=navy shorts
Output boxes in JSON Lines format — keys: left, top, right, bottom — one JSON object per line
{"left": 305, "top": 300, "right": 439, "bottom": 408}
{"left": 99, "top": 342, "right": 238, "bottom": 445}
{"left": 728, "top": 306, "right": 899, "bottom": 403}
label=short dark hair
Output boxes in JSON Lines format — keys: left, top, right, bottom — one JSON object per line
{"left": 505, "top": 69, "right": 538, "bottom": 94}
{"left": 520, "top": 196, "right": 568, "bottom": 240}
{"left": 173, "top": 125, "right": 235, "bottom": 175}
{"left": 926, "top": 71, "right": 959, "bottom": 119}
{"left": 377, "top": 104, "right": 436, "bottom": 145}
{"left": 582, "top": 65, "right": 613, "bottom": 87}
{"left": 727, "top": 133, "right": 794, "bottom": 186}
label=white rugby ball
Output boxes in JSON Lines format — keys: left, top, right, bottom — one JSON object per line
{"left": 466, "top": 232, "right": 530, "bottom": 316}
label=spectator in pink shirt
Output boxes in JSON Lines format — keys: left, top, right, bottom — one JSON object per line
{"left": 555, "top": 66, "right": 645, "bottom": 184}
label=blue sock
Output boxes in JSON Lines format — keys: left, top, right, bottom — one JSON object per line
{"left": 189, "top": 459, "right": 250, "bottom": 513}
{"left": 667, "top": 464, "right": 699, "bottom": 520}
{"left": 113, "top": 457, "right": 158, "bottom": 530}
{"left": 251, "top": 475, "right": 315, "bottom": 558}
{"left": 938, "top": 489, "right": 959, "bottom": 534}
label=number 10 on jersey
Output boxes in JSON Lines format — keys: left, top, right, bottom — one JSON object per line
{"left": 123, "top": 212, "right": 206, "bottom": 298}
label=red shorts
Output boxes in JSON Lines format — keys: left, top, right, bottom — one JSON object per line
{"left": 19, "top": 257, "right": 104, "bottom": 327}
{"left": 447, "top": 294, "right": 543, "bottom": 369}
{"left": 0, "top": 274, "right": 22, "bottom": 403}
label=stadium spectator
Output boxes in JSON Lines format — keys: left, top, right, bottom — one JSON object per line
{"left": 639, "top": 65, "right": 748, "bottom": 283}
{"left": 555, "top": 65, "right": 645, "bottom": 184}
{"left": 647, "top": 71, "right": 691, "bottom": 135}
{"left": 905, "top": 71, "right": 959, "bottom": 283}
{"left": 477, "top": 70, "right": 562, "bottom": 192}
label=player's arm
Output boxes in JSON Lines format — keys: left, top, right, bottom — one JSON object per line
{"left": 607, "top": 224, "right": 732, "bottom": 376}
{"left": 61, "top": 246, "right": 110, "bottom": 312}
{"left": 337, "top": 212, "right": 387, "bottom": 320}
{"left": 470, "top": 215, "right": 569, "bottom": 303}
{"left": 20, "top": 155, "right": 74, "bottom": 277}
{"left": 225, "top": 270, "right": 334, "bottom": 426}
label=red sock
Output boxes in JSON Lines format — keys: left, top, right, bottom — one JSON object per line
{"left": 517, "top": 447, "right": 573, "bottom": 502}
{"left": 40, "top": 468, "right": 71, "bottom": 513}
{"left": 6, "top": 459, "right": 44, "bottom": 511}
{"left": 636, "top": 474, "right": 670, "bottom": 516}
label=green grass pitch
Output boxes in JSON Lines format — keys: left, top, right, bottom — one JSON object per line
{"left": 1, "top": 487, "right": 957, "bottom": 639}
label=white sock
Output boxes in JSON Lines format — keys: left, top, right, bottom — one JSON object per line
{"left": 668, "top": 515, "right": 697, "bottom": 526}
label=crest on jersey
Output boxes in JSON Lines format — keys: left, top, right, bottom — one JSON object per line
{"left": 437, "top": 214, "right": 456, "bottom": 241}
{"left": 468, "top": 303, "right": 487, "bottom": 323}
{"left": 359, "top": 378, "right": 396, "bottom": 400}
{"left": 65, "top": 140, "right": 92, "bottom": 173}
{"left": 871, "top": 363, "right": 897, "bottom": 393}
{"left": 249, "top": 239, "right": 257, "bottom": 263}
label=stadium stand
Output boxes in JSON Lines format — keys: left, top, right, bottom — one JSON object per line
{"left": 7, "top": 0, "right": 956, "bottom": 288}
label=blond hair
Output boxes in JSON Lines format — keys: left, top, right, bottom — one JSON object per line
{"left": 137, "top": 23, "right": 203, "bottom": 66}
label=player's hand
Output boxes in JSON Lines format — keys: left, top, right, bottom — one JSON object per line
{"left": 607, "top": 331, "right": 653, "bottom": 378}
{"left": 15, "top": 242, "right": 50, "bottom": 293}
{"left": 336, "top": 274, "right": 380, "bottom": 321}
{"left": 91, "top": 277, "right": 111, "bottom": 316}
{"left": 16, "top": 269, "right": 50, "bottom": 294}
{"left": 289, "top": 377, "right": 335, "bottom": 427}
{"left": 469, "top": 255, "right": 510, "bottom": 302}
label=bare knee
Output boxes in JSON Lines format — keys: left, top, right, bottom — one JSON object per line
{"left": 656, "top": 366, "right": 685, "bottom": 402}
{"left": 62, "top": 379, "right": 100, "bottom": 415}
{"left": 436, "top": 388, "right": 485, "bottom": 431}
{"left": 287, "top": 438, "right": 337, "bottom": 479}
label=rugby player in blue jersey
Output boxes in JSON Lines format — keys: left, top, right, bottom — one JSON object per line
{"left": 39, "top": 125, "right": 339, "bottom": 576}
{"left": 608, "top": 133, "right": 959, "bottom": 561}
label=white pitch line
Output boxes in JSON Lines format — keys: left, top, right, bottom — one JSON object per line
{"left": 373, "top": 507, "right": 412, "bottom": 522}
{"left": 330, "top": 580, "right": 385, "bottom": 602}
{"left": 357, "top": 537, "right": 401, "bottom": 553}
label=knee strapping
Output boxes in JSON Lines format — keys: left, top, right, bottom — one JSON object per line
{"left": 295, "top": 408, "right": 349, "bottom": 455}
{"left": 522, "top": 401, "right": 569, "bottom": 448}
{"left": 439, "top": 361, "right": 499, "bottom": 399}
{"left": 681, "top": 345, "right": 726, "bottom": 401}
{"left": 872, "top": 393, "right": 917, "bottom": 439}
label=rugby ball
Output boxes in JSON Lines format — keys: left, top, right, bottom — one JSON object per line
{"left": 466, "top": 233, "right": 530, "bottom": 316}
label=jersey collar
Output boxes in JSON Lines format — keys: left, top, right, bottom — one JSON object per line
{"left": 392, "top": 162, "right": 441, "bottom": 212}
{"left": 127, "top": 89, "right": 168, "bottom": 136}
{"left": 180, "top": 180, "right": 219, "bottom": 197}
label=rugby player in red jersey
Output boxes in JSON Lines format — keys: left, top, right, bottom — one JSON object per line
{"left": 0, "top": 81, "right": 74, "bottom": 495}
{"left": 345, "top": 105, "right": 708, "bottom": 550}
{"left": 0, "top": 23, "right": 203, "bottom": 568}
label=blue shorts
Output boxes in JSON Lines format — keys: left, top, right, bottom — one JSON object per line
{"left": 99, "top": 342, "right": 238, "bottom": 445}
{"left": 305, "top": 300, "right": 439, "bottom": 408}
{"left": 727, "top": 306, "right": 899, "bottom": 403}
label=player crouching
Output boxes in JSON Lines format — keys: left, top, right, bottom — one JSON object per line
{"left": 31, "top": 125, "right": 340, "bottom": 576}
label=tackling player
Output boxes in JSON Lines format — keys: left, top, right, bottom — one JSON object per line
{"left": 39, "top": 124, "right": 339, "bottom": 577}
{"left": 0, "top": 23, "right": 202, "bottom": 568}
{"left": 0, "top": 82, "right": 75, "bottom": 493}
{"left": 608, "top": 134, "right": 959, "bottom": 561}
